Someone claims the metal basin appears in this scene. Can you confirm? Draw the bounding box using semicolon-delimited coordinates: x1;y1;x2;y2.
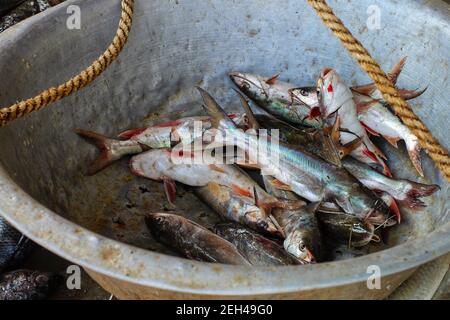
0;0;448;299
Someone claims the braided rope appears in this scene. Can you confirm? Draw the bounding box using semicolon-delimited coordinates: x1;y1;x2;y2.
0;0;135;126
307;0;450;181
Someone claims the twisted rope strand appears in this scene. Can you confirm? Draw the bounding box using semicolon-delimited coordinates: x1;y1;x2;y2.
0;0;135;126
307;0;450;181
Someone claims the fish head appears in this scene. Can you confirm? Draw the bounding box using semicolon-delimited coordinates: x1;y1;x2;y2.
284;232;315;264
145;212;182;235
317;68;353;117
229;72;268;102
289;87;319;107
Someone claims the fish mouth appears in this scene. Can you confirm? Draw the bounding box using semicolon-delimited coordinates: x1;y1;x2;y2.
229;72;263;92
301;248;316;264
229;72;246;86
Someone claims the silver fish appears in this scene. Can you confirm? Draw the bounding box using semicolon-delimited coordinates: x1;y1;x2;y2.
197;87;395;227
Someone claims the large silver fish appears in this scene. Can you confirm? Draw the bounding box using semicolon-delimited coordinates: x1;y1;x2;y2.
76;114;246;175
253;114;438;221
197;87;395;227
130;149;285;236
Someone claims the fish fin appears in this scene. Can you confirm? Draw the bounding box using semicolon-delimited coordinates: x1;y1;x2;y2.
406;143;424;177
351;84;376;97
75;129;120;175
381;161;393;178
388;57;407;84
360;121;380;137
236;161;261;170
362;148;380;163
319;117;343;167
339;138;363;159
163;177;177;206
400;183;440;209
383;135;400;148
371;143;387;161
153;119;183;128
334;196;354;214
330;115;341;145
265;73;280;85
351;57;406;95
117;128;147;139
208;164;227;174
233;89;260;130
389;198;402;223
231;184;252;198
398;87;428;101
270;179;293;191
268;214;285;238
307;107;322;120
197;87;236;129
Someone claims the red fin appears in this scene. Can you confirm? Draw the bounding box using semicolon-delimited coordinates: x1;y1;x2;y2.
400;183;440;209
270;179;292;191
231;184;252;198
154;119;182;128
383;135;400;148
307;107;322;120
208;164;226;173
372;144;387;160
360;121;380;137
389;198;402;223
163;178;177;206
407;144;424;177
118;128;147;139
382;162;393;178
388;57;407;84
265;74;280;85
399;87;428;101
362;148;379;163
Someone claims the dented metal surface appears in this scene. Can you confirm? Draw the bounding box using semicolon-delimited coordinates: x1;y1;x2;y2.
0;0;448;299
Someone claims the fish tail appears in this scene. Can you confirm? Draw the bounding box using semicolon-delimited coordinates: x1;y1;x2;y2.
388;57;407;84
75;129;120;175
398;87;428;101
401;182;440;209
118;128;147;139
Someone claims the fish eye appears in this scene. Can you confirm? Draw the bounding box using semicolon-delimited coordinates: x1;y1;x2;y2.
257;220;268;230
242;81;251;90
155;217;164;224
300;89;308;96
299;243;306;251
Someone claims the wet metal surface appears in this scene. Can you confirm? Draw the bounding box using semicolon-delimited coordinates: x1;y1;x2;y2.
0;0;448;299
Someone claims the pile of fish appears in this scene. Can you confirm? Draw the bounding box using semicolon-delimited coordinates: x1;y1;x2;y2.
77;58;439;266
